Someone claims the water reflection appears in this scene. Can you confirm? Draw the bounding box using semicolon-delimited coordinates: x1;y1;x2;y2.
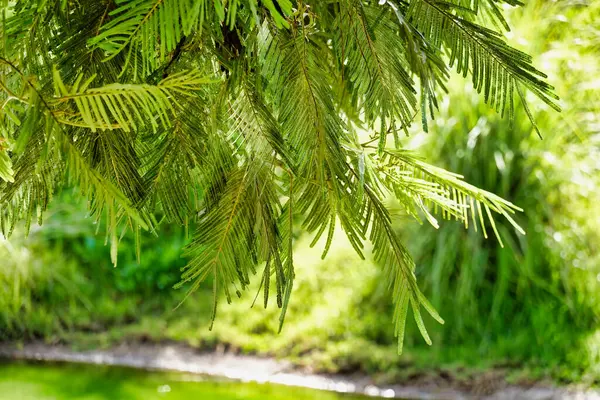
0;361;403;400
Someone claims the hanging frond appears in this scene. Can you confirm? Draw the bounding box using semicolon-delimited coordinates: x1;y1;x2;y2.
0;93;62;237
0;147;13;183
366;185;445;353
334;1;418;147
178;154;287;328
227;81;289;163
57;126;154;265
406;0;560;135
343;157;445;353
380;1;450;131
88;0;208;75
377;149;524;247
274;22;364;267
276;179;295;332
51;69;212;132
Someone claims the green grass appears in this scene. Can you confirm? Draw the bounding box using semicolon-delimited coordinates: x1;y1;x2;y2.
2;225;596;386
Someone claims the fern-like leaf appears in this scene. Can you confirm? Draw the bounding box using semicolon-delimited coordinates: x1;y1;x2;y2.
334;1;418;146
0;148;13;183
378;149;524;246
88;0;207;74
407;0;560;135
52;69;211;132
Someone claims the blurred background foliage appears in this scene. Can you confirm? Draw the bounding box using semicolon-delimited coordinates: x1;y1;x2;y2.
1;0;599;386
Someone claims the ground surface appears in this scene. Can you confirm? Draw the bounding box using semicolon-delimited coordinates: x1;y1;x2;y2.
1;342;598;400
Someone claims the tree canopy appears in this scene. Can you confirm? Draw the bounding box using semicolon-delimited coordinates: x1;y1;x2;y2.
0;0;559;353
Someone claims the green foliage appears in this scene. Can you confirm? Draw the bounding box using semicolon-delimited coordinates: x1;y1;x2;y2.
0;0;598;385
52;69;212;132
399;0;600;377
376;149;524;238
402;95;598;374
0;147;13;182
0;0;561;350
88;0;295;77
0;195;187;339
405;0;560;136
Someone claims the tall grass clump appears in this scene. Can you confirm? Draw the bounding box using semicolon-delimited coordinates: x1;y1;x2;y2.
397;0;600;379
0;227;87;339
0;196;188;341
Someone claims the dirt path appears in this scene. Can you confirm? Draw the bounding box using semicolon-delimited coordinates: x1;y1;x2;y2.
0;342;598;400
